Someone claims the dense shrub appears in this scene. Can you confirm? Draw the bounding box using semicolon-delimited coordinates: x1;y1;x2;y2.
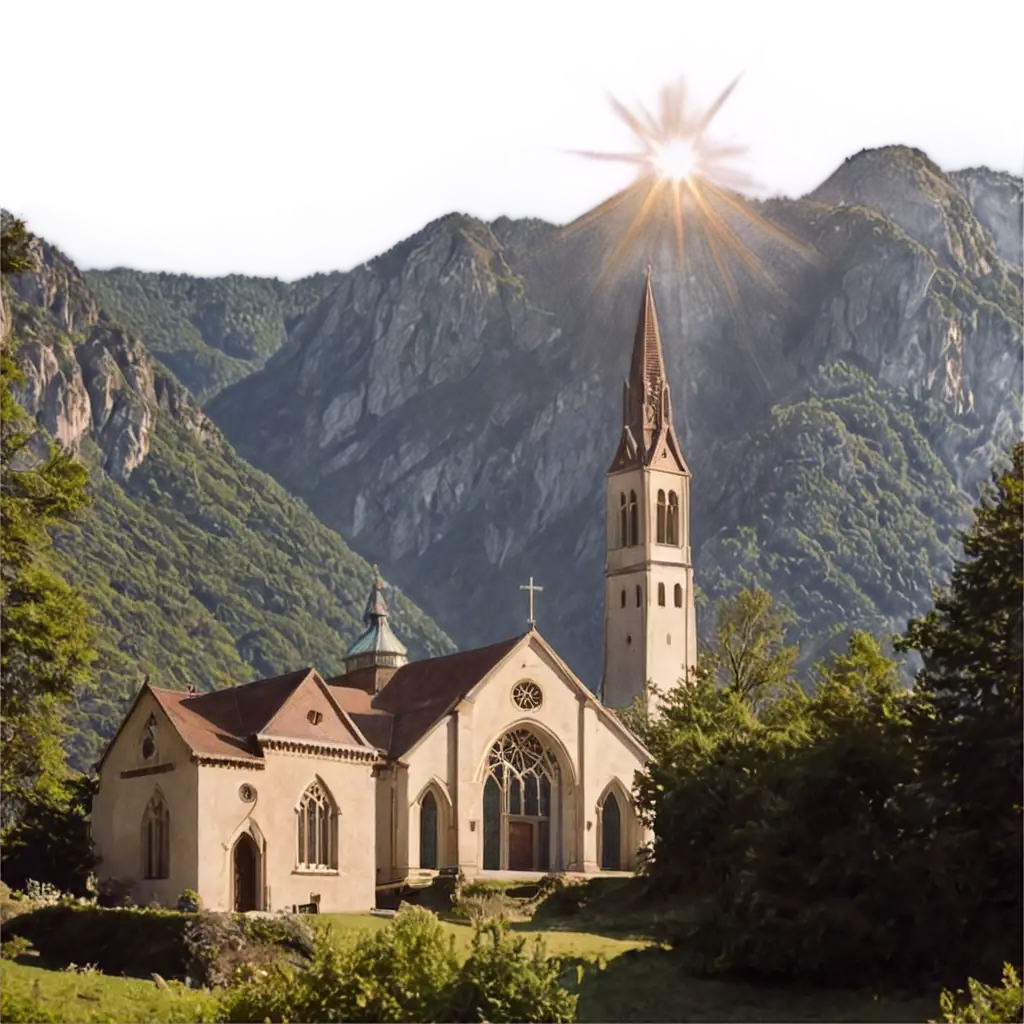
217;905;577;1023
3;905;190;978
3;904;314;985
0;771;97;896
937;964;1023;1023
447;920;577;1023
177;888;202;913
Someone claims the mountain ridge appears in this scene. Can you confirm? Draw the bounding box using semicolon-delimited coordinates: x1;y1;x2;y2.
32;145;1023;701
194;146;1020;686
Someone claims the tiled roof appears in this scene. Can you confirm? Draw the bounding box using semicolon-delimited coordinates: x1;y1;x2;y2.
145;634;527;765
327;684;395;752
372;634;525;757
150;667;372;762
147;671;311;761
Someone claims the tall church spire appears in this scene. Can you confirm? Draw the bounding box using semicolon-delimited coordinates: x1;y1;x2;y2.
601;268;696;713
609;267;687;474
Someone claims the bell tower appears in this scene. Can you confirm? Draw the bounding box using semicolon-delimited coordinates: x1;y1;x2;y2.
600;268;696;711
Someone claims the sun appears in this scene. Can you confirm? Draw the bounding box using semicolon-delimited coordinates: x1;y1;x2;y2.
654;139;698;182
563;76;810;292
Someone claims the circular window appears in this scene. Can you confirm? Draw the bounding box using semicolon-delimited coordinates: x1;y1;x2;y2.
239;784;256;803
511;681;543;711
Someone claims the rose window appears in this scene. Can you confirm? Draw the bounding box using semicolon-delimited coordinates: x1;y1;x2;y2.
511;681;543;711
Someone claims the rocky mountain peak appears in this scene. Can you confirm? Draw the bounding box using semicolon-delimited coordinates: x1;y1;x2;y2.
807;146;1004;281
4;221;217;480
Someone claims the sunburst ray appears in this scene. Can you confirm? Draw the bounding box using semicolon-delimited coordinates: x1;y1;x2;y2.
563;76;815;292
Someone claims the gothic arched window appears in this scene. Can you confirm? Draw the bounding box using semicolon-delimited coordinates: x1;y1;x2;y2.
618;493;627;548
635;584;642;608
667;492;680;546
142;790;170;879
656;490;667;543
483;729;559;872
674;583;683;607
419;791;438;870
658;583;666;606
601;791;622;870
628;491;639;546
296;780;337;870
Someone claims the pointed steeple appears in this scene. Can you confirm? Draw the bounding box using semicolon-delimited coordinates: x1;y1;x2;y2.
344;567;408;674
609;267;687;473
362;565;389;624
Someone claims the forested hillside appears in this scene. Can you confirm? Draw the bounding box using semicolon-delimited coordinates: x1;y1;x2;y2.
2;216;453;770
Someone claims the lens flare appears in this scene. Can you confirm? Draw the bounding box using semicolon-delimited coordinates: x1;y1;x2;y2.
564;76;812;294
655;140;697;181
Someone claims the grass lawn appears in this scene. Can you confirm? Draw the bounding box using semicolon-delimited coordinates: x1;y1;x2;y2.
3;914;939;1023
1;959;215;1023
316;911;648;961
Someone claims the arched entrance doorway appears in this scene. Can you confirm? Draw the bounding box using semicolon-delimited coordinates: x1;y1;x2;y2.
419;791;438;869
482;728;563;872
600;792;622;870
232;832;260;912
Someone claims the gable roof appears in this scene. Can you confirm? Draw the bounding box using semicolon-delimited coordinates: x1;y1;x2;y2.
98;630;646;772
370;634;526;757
130;668;376;765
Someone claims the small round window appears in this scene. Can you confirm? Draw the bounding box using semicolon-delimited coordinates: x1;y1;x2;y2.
511;681;543;711
239;784;256;803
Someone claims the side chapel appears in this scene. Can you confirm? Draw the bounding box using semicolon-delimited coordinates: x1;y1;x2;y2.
91;271;698;912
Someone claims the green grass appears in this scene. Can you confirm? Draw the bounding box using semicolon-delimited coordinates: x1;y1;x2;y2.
3;915;939;1023
317;911;647;961
1;959;215;1023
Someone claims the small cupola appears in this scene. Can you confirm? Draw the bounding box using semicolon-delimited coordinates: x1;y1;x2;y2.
342;568;409;687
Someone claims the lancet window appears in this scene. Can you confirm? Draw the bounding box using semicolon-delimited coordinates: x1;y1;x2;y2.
656;490;667;543
658;583;666;606
674;583;683;607
667;492;680;546
618;493;628;548
142;790;170;879
628;491;639;546
296;780;337;870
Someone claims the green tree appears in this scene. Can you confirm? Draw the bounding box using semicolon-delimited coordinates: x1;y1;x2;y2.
0;774;97;896
1;227;95;819
0;216;34;274
705;586;798;710
899;442;1023;965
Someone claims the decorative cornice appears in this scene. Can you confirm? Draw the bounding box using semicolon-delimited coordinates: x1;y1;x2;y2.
191;754;265;770
255;734;382;764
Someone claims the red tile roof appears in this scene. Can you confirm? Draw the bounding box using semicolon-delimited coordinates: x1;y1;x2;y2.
144;635;527;764
371;634;525;757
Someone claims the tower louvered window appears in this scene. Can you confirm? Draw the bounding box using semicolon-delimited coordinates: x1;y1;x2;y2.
667;492;680;545
656;490;667;543
618;494;628;548
628;492;639;546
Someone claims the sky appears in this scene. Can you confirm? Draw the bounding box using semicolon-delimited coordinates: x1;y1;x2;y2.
8;4;1024;280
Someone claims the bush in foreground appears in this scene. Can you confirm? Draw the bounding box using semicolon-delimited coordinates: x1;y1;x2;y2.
218;905;577;1023
937;964;1023;1024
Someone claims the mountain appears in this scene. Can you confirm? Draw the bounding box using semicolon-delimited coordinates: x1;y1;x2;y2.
1;218;454;770
186;146;1021;686
84;269;346;403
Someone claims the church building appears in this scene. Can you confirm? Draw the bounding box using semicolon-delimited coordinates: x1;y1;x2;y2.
90;271;698;913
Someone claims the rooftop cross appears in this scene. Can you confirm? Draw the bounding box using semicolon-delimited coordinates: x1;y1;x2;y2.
519;576;544;627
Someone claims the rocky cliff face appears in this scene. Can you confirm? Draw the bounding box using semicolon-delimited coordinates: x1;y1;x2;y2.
203;147;1022;687
3;228;193;481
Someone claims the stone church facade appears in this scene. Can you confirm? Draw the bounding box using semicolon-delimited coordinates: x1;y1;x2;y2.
91;271;696;913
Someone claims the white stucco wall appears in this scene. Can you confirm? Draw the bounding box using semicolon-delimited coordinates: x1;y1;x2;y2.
196;753;376;913
92;691;199;907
